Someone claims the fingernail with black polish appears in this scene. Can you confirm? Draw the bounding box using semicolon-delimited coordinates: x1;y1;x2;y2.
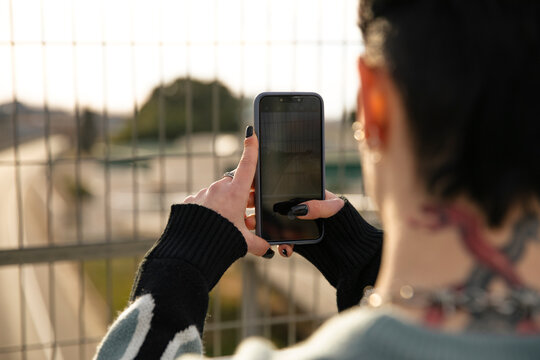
262;248;274;259
281;248;288;257
245;125;253;138
291;204;308;216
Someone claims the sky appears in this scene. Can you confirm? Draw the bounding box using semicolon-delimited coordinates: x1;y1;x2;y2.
0;0;364;119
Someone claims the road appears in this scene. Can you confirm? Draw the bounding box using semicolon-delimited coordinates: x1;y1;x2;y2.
0;137;108;360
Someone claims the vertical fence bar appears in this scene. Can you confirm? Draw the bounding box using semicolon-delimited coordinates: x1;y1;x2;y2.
70;2;87;358
100;0;114;325
71;5;82;241
130;5;140;244
287;257;296;345
211;0;220;178
261;3;272;342
129;9;142;347
211;81;220;178
317;0;323;93
241;259;260;339
185;77;193;194
311;267;321;331
8;4;23;251
291;0;298;92
262;0;272;326
261;261;271;339
265;0;272;92
184;1;193;196
158;0;167;228
288;0;300;346
40;1;52;246
211;0;222;354
210;84;222;354
338;0;350;192
238;0;245;134
40;0;57;357
9;1;28;358
238;0;254;343
18;266;27;360
314;0;324;333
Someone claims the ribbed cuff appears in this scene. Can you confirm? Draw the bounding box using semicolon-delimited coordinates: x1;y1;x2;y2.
146;204;248;290
295;199;383;288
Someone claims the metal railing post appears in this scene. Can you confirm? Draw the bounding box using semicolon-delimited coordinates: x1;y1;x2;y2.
241;257;261;339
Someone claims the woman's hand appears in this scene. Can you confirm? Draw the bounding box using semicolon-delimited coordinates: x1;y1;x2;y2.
277;190;345;257
183;126;271;257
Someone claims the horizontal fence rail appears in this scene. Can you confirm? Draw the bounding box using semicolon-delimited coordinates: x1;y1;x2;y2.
0;240;155;266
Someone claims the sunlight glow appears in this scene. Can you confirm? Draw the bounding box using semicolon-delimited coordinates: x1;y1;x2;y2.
1;0;363;119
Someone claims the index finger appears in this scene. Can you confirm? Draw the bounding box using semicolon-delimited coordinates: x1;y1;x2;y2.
233;126;259;190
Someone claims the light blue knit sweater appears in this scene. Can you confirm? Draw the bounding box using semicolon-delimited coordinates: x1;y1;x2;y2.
96;294;540;360
94;204;540;359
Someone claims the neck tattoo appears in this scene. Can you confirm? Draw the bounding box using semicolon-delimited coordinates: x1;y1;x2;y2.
361;285;540;334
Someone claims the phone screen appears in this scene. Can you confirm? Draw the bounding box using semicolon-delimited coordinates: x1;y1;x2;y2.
256;94;324;243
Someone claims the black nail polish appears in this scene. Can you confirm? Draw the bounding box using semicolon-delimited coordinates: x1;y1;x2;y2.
281;248;288;257
262;248;274;259
291;204;308;216
245;125;253;138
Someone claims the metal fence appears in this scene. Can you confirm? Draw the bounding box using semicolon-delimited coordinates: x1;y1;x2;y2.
0;0;370;358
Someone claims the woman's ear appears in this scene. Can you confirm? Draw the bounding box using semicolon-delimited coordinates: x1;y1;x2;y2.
358;57;389;149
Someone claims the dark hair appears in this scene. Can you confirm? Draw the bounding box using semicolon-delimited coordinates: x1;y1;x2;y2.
359;0;540;226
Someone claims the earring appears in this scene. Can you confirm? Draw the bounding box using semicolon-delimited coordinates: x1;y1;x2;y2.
352;121;382;163
352;122;365;141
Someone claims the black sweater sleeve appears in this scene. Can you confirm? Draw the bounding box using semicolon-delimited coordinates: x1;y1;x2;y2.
294;199;383;312
128;204;247;358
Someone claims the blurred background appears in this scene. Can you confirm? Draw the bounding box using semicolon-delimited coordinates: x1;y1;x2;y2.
0;0;378;358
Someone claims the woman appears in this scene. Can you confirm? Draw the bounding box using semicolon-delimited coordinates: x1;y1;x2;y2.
95;0;540;358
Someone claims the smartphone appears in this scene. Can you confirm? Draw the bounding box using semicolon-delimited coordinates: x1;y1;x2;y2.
254;92;325;244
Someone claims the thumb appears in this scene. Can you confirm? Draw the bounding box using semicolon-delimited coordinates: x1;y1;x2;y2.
243;231;271;256
295;197;345;220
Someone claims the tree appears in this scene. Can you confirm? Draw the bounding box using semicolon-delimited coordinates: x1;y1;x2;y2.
80;108;97;153
115;78;241;142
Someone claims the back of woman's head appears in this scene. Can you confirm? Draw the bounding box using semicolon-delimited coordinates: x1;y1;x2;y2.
359;0;540;226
